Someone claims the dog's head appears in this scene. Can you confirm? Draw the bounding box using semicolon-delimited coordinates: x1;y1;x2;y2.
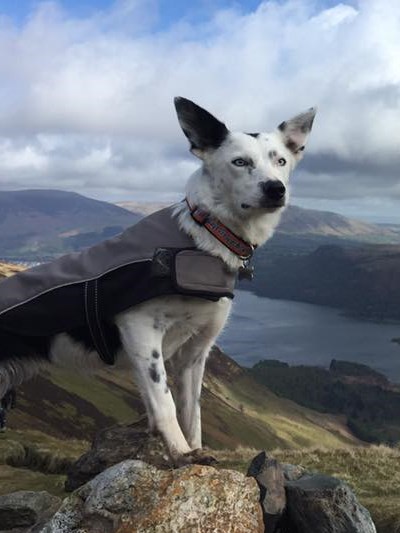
174;97;316;219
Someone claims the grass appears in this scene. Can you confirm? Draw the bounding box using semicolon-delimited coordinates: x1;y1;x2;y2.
0;428;89;497
46;368;139;424
0;465;67;498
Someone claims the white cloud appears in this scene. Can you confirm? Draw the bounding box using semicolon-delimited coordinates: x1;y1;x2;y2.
0;0;399;219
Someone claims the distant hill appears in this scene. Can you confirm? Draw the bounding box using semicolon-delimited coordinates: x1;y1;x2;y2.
278;205;400;242
119;201;400;244
1;190;399;260
0;190;140;260
251;243;400;321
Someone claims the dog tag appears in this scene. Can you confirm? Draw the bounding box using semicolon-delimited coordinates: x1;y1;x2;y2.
238;264;254;281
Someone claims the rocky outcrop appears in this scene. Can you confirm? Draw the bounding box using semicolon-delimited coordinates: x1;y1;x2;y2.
61;421;375;533
0;491;61;533
44;460;264;533
247;451;376;533
1;426;377;533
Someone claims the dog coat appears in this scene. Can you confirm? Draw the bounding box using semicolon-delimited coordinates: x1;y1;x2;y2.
0;206;237;365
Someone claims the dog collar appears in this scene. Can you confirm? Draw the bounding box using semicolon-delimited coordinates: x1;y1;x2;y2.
185;198;256;261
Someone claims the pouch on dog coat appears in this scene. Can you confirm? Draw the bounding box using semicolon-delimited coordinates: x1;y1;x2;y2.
0;206;236;364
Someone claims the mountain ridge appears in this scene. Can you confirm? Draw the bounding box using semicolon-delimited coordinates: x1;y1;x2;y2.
0;189;140;259
1;189;400;261
117;200;400;243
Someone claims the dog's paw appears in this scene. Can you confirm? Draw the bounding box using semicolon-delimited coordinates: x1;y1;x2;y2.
173;448;218;468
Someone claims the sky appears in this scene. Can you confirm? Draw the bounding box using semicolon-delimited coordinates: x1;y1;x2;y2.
0;0;399;223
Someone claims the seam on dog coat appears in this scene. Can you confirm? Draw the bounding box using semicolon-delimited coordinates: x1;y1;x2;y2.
0;206;237;365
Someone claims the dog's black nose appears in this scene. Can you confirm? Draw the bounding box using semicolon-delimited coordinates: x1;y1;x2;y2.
261;180;286;200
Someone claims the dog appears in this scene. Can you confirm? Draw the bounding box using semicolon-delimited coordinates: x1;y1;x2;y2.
0;97;315;464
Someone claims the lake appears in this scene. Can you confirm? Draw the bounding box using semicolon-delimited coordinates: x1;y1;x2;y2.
219;290;400;382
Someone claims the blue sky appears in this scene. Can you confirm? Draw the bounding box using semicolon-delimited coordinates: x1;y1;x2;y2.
1;0;353;29
3;1;258;25
0;0;399;223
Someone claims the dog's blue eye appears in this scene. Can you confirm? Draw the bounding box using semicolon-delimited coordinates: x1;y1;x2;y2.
232;158;248;167
278;158;286;166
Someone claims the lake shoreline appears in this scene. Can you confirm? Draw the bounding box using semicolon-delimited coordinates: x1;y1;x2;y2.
220;290;400;382
240;286;400;326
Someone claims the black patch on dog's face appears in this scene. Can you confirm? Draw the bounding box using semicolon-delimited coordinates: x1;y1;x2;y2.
286;139;299;153
149;363;160;383
246;132;259;138
152;350;160;359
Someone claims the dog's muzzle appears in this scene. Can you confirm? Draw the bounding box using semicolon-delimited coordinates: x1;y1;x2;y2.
260;180;286;207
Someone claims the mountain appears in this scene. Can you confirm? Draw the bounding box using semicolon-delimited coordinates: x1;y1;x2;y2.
251;243;400;321
1;189;399;261
118;201;400;244
277;205;400;242
0;189;140;260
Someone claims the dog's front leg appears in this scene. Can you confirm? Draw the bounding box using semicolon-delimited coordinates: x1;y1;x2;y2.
174;335;213;451
117;316;192;461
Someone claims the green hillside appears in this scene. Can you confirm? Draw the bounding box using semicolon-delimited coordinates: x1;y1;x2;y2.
4;348;358;449
249;359;400;444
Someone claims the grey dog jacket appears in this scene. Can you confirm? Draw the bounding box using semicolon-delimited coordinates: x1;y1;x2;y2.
0;206;237;365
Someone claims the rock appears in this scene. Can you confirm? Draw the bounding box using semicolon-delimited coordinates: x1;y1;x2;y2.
247;451;286;533
283;473;377;533
281;463;307;482
65;420;170;492
0;491;61;533
44;459;264;533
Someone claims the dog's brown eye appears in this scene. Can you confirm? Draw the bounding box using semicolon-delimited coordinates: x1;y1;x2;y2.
278;157;286;166
232;158;248;167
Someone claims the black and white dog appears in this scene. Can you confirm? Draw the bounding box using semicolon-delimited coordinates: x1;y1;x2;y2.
0;98;315;464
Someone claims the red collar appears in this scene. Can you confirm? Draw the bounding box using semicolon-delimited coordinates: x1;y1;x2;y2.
185;198;256;260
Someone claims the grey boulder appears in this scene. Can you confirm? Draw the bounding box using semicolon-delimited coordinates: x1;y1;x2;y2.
0;491;61;533
284;473;376;533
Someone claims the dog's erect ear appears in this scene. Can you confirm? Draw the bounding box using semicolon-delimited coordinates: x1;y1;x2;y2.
174;97;229;158
277;107;317;156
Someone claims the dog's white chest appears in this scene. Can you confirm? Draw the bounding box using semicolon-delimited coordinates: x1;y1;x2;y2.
117;295;232;361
